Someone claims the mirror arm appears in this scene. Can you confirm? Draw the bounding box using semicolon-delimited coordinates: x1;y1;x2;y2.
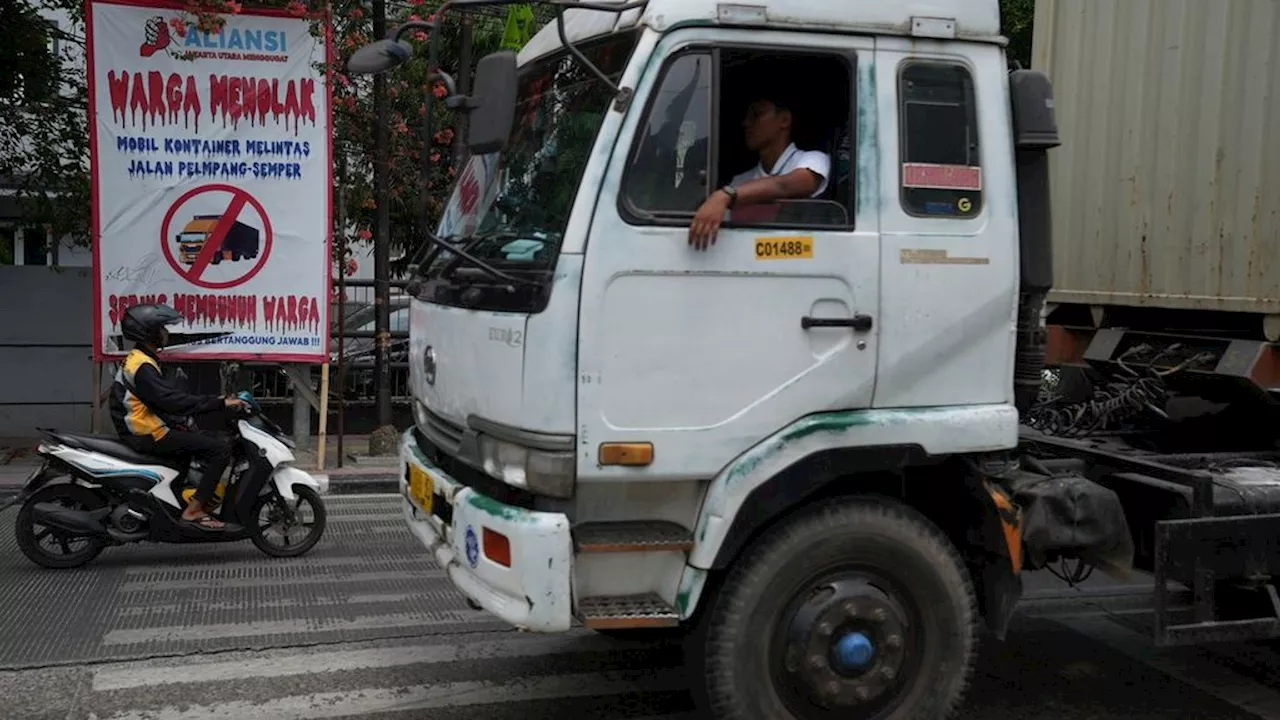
429;71;478;111
549;0;648;14
414;21;445;251
553;3;642;111
389;19;437;42
431;70;458;96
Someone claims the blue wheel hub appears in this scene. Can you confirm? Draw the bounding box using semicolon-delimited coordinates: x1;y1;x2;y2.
833;631;876;670
777;577;913;712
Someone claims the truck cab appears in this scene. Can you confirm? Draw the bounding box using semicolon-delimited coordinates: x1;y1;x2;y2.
382;0;1064;716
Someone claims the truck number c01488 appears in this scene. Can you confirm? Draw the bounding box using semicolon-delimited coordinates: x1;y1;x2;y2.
754;236;814;260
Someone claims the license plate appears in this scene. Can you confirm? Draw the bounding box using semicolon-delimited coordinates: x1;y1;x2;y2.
408;464;434;513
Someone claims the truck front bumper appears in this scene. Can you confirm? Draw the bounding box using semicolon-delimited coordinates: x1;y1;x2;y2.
399;429;574;632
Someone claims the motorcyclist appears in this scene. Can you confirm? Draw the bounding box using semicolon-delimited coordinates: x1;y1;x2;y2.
109;303;246;530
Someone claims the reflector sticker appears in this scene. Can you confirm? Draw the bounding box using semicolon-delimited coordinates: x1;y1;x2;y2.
902;163;982;191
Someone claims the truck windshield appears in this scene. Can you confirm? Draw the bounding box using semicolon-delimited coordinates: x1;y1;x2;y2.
420;31;638;311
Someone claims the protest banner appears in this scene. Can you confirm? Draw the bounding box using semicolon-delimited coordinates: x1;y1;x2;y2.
88;0;332;362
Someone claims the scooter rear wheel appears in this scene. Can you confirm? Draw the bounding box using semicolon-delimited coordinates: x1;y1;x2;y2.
15;484;107;569
249;485;326;558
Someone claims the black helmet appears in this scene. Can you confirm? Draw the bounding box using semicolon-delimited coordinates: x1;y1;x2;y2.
121;303;183;346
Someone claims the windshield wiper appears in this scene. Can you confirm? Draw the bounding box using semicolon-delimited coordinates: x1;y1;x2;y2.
420;231;546;289
412;231;514;285
413;232;466;271
433;230;521;281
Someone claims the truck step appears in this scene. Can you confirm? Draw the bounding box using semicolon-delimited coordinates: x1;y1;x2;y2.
574;521;693;554
577;593;680;629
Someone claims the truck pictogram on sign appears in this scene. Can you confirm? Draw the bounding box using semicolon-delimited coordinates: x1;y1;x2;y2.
176;214;261;265
159;184;274;289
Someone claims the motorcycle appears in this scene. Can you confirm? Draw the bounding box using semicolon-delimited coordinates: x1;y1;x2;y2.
2;391;329;569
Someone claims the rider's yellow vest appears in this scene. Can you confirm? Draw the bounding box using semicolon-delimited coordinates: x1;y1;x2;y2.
109;349;170;441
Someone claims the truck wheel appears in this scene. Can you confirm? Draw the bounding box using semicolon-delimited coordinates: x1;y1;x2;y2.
697;497;978;720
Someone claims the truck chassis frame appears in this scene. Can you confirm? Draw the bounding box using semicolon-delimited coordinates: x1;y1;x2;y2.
1023;429;1280;646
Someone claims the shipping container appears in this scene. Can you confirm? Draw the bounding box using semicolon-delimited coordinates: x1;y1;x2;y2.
1031;0;1280;317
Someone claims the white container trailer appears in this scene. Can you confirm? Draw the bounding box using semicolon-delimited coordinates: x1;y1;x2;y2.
1032;0;1280;328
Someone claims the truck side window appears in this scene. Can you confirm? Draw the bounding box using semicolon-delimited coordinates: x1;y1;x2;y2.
898;61;983;218
718;51;854;229
621;52;712;217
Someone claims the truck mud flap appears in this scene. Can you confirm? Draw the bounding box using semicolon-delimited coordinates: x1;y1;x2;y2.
1153;513;1280;646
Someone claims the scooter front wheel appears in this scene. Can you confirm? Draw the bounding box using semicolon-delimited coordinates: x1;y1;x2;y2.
249;485;326;558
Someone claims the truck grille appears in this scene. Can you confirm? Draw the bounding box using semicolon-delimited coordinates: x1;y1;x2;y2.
412;426;542;511
420;404;465;454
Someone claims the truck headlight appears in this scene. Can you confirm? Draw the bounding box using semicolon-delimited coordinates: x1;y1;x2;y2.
476;434;575;498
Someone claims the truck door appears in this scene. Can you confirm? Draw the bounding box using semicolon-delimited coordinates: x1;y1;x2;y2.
870;41;1020;409
576;31;881;481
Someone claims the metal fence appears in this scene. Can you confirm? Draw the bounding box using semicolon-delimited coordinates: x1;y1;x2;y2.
246;278;413;406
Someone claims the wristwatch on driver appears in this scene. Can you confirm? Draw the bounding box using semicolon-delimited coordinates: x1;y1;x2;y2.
719;185;738;208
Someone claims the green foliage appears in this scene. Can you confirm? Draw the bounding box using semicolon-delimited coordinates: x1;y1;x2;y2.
2;0;91;246
1001;0;1036;68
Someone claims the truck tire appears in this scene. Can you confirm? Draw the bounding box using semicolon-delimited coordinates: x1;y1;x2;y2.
696;497;978;720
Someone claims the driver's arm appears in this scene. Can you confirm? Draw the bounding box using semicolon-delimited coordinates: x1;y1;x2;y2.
131;364;227;417
688;172;819;251
728;167;823;206
688;151;831;250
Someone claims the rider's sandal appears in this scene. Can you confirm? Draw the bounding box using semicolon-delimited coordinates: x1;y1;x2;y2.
182;515;226;531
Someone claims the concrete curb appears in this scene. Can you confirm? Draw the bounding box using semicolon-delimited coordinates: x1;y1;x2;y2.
311;461;400;496
310;464;399;476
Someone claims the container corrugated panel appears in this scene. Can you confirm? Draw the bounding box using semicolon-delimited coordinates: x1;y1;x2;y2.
1032;0;1280;315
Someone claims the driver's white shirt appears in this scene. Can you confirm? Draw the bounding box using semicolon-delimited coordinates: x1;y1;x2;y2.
730;142;831;198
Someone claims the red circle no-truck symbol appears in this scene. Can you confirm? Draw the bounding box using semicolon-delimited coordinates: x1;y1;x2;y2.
160;184;274;290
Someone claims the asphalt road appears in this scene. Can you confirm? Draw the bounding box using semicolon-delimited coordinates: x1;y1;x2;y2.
0;494;1277;720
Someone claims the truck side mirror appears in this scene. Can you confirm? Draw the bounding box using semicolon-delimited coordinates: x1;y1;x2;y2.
1009;70;1061;150
467;51;518;155
1008;69;1059;299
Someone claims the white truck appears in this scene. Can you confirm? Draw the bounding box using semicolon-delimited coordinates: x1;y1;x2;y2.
348;1;1280;717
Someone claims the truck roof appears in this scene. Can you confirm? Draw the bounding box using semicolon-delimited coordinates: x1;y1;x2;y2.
182;218;218;233
518;0;1003;65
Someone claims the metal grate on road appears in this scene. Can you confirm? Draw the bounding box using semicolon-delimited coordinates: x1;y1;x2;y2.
0;496;505;670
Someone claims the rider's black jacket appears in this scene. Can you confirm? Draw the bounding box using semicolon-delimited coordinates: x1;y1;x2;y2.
109;347;224;440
